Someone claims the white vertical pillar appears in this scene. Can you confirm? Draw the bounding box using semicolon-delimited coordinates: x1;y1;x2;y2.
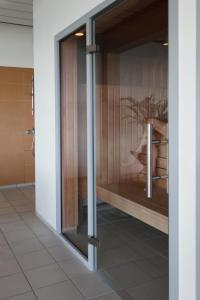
169;0;198;300
179;0;197;299
169;0;197;299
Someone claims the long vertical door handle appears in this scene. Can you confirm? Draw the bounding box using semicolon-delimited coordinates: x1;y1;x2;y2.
147;123;153;198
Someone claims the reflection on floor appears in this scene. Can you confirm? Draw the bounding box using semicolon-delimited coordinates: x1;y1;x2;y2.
0;186;168;300
97;204;168;300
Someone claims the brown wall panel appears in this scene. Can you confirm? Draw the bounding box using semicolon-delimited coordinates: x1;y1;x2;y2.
0;67;35;185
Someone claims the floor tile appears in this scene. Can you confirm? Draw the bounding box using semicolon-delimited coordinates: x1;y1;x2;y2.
38;232;62;248
134;256;167;278
0;207;15;215
17;249;54;271
72;273;113;299
28;222;51;236
15;205;35;213
0;258;21;277
0;273;31;300
59;259;90;278
2;189;26;202
92;293;123;300
47;245;73;262
0;201;11;209
0;232;7;246
6;292;37;300
10;237;44;255
104;261;151;289
25;263;68;289
126;277;168;300
0;220;28;233
0;213;21;224
9;198;31;207
0;192;6;202
0;244;14;260
5;228;35;243
101;246;141;268
35;281;85;300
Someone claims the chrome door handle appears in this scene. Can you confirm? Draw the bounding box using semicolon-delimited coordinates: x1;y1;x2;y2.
25;128;35;136
147;123;168;198
147;123;153;198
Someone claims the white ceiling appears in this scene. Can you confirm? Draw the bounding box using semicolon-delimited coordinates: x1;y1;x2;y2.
0;0;33;27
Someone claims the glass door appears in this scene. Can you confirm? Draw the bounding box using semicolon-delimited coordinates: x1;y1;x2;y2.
60;26;89;257
94;1;169;299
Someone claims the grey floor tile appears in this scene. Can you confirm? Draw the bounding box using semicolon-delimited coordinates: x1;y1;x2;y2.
0;273;31;299
126;277;168;300
0;201;11;208
0;220;28;233
0;244;14;260
72;273;113;299
144;238;168;257
28;222;51;236
38;232;62;248
0;258;21;277
0;213;20;224
91;293;122;300
25;263;68;289
134;256;167;278
59;259;91;278
0;192;7;202
5;228;35;243
104;261;151;289
47;245;73;262
15;205;35;213
17;249;54;271
10;237;44;255
35;281;85;300
6;292;37;300
0;232;7;246
0;207;15;215
9;198;31;207
101;246;141;268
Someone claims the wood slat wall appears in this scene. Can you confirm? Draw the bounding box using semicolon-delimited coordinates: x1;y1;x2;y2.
96;43;168;190
61;38;79;231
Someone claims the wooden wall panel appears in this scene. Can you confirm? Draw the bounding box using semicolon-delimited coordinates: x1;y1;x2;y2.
61;38;79;230
0;67;34;185
96;43;168;192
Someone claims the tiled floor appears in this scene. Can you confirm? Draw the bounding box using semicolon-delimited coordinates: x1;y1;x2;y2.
0;186;168;300
0;186;118;300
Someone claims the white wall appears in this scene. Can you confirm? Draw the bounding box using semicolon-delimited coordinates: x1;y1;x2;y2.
0;23;33;68
33;0;105;230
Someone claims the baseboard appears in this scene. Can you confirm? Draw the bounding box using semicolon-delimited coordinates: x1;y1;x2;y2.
0;182;35;190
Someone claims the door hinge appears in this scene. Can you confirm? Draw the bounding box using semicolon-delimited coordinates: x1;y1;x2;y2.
88;236;100;248
86;44;100;54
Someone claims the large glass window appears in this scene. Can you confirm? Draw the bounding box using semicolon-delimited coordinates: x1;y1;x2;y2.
60;26;88;257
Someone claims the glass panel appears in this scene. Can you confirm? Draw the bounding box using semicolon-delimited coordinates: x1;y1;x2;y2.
60;26;88;257
95;0;168;298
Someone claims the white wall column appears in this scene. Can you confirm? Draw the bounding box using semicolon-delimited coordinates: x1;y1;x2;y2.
169;0;197;299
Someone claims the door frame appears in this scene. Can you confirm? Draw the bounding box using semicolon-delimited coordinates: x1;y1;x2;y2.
54;0;191;299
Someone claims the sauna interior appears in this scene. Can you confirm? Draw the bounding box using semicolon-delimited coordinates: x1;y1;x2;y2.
60;0;169;279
